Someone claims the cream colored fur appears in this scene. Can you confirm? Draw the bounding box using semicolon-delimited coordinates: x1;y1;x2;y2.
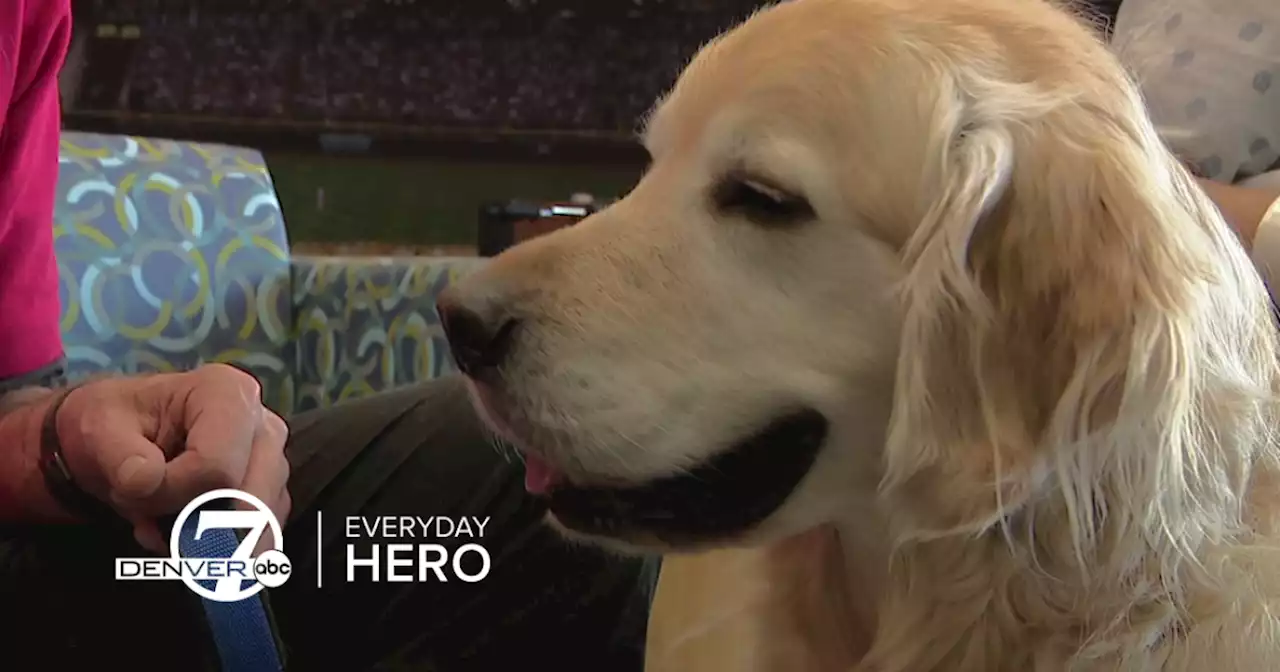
445;0;1280;668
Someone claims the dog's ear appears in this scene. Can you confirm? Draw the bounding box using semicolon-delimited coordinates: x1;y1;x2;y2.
880;73;1278;552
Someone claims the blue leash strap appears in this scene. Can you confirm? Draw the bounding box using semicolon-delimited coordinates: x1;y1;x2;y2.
176;512;286;672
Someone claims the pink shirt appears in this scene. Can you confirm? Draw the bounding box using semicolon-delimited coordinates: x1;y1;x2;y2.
0;0;70;379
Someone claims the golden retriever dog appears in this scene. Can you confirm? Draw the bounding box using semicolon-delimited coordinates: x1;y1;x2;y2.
437;0;1280;668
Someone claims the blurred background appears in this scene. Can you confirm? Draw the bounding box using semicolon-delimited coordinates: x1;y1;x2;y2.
62;0;767;253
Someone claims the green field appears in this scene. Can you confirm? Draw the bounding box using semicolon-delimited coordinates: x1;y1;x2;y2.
264;153;644;245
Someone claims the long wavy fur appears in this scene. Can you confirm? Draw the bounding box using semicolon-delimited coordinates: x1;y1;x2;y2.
869;2;1280;668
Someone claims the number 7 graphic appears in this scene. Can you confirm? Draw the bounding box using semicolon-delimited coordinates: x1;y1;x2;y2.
193;509;274;598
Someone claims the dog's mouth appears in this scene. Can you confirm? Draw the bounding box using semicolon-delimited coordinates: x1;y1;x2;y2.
527;408;830;546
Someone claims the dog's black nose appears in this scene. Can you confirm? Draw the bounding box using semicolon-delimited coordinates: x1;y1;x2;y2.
437;295;519;376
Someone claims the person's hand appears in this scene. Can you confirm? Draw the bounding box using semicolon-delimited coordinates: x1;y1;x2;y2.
53;364;291;552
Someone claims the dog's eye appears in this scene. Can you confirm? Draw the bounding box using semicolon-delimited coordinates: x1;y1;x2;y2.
712;176;814;226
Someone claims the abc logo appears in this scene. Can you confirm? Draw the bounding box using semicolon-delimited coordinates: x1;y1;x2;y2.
253;549;292;588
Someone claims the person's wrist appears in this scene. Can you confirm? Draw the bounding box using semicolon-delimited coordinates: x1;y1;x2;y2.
0;386;55;415
41;385;129;525
0;390;78;522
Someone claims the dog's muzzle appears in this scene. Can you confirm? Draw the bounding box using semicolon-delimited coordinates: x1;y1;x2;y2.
545;408;829;545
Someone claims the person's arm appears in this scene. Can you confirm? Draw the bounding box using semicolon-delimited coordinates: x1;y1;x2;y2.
0;0;71;384
0;389;74;522
1197;178;1280;249
0;365;291;554
1198;178;1280;290
0;0;76;521
0;2;288;533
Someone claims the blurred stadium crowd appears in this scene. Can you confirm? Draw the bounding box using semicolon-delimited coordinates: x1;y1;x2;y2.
77;0;765;132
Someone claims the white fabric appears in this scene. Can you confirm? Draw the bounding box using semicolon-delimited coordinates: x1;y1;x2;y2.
1113;0;1280;182
1112;2;1280;276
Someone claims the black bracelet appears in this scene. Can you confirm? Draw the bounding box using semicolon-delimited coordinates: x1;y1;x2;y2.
38;387;122;524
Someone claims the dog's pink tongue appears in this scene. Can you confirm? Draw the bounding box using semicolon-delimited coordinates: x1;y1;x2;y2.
524;453;560;495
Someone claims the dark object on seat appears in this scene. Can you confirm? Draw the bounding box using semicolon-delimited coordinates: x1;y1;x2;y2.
1079;0;1122;35
477;199;598;257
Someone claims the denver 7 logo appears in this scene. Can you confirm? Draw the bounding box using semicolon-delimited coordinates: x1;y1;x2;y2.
115;489;292;603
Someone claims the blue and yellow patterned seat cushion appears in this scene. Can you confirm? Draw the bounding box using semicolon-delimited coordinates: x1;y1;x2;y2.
55;132;295;412
291;255;486;412
55;132;486;414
